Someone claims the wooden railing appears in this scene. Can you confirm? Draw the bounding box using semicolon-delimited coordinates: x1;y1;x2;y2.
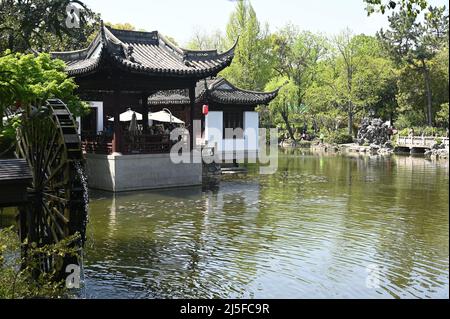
82;133;113;155
82;132;189;155
397;136;449;149
122;133;175;155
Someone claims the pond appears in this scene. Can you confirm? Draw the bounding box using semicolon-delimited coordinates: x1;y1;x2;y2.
82;151;449;298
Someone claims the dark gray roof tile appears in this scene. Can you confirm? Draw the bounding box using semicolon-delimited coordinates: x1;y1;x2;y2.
148;77;279;106
51;22;236;78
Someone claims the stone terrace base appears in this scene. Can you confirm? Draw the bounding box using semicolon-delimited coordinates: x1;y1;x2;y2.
85;153;202;192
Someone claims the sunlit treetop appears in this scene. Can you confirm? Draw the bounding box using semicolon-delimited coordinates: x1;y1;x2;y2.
364;0;429;17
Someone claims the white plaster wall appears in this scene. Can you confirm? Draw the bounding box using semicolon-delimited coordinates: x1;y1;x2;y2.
89;101;104;133
78;101;104;135
205;111;223;150
86;153;202;192
205;110;259;160
244;111;259;152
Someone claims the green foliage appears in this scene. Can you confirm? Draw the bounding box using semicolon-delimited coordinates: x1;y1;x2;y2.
0;226;81;299
0;51;89;125
105;22;137;31
377;6;449;125
398;126;447;136
219;0;272;91
364;0;428;17
325;131;354;145
175;2;449;141
0;0;99;52
435;103;449;128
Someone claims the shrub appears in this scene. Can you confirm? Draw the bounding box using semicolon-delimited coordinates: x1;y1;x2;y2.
325;131;353;144
398;128;410;137
435;103;449;128
0;226;81;299
397;126;447;137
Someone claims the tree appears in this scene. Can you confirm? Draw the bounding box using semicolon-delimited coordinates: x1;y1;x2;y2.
220;0;272;91
0;0;99;52
304;32;396;136
186;28;225;51
378;6;449;126
105;22;137;31
263;25;327;140
0;51;89;132
364;0;428;17
270;25;328;112
265;77;298;141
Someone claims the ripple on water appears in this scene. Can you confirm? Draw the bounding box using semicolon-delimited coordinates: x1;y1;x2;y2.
84;154;449;299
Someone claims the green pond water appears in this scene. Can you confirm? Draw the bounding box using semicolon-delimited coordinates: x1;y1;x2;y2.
81;150;449;299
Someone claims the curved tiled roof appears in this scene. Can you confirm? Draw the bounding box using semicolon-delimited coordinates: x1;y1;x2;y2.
148;77;280;106
51;22;236;78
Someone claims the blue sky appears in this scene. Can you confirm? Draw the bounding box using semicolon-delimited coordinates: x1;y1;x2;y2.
83;0;448;46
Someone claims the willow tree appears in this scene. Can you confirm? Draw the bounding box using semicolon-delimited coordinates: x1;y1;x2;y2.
265;77;299;141
269;25;327;116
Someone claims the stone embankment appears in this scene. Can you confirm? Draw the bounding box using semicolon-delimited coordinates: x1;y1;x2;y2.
424;143;449;160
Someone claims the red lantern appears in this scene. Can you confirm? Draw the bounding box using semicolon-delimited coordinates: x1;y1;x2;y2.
202;104;209;116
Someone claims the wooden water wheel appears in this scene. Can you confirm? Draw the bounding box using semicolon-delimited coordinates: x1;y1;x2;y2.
15;99;88;273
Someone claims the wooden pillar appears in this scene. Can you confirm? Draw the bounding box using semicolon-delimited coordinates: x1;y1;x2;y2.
189;86;196;151
142;93;149;132
112;91;122;154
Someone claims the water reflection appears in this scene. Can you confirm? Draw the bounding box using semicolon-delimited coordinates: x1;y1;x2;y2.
84;153;449;299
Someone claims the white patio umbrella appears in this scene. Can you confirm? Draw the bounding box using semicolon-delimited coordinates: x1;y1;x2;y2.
109;109;143;122
148;110;184;124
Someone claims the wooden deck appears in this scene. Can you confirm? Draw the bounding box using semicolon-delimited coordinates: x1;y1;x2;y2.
0;159;32;207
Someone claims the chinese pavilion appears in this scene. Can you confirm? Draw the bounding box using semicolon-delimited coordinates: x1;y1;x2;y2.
50;22;236;191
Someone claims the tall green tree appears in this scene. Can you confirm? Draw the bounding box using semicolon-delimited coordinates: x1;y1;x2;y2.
220;0;272;91
269;25;327;111
305;32;396;136
263;25;327;140
378;6;449;126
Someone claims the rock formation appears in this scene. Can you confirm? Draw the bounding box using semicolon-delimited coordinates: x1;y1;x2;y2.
357;118;390;146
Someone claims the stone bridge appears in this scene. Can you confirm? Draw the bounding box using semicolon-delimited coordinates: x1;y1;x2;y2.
397;136;449;153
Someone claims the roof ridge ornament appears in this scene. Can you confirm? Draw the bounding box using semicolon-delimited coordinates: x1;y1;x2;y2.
125;45;135;63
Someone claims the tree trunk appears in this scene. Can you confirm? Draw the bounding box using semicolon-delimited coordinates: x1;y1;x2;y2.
281;112;296;142
348;102;353;136
8;33;14;51
423;64;433;126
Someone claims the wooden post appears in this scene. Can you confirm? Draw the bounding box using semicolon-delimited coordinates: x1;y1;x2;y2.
142;93;149;132
189;86;196;151
112;91;122;154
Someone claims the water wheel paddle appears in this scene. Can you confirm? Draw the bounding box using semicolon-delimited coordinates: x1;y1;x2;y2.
15;99;88;274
